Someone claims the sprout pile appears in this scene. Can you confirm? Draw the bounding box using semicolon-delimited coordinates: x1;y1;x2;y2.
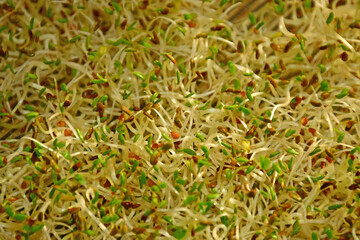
1;0;360;239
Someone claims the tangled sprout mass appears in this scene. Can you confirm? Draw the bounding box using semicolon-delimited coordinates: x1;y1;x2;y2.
1;0;360;239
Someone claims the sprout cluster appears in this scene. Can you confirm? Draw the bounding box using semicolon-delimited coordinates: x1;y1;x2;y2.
1;0;360;239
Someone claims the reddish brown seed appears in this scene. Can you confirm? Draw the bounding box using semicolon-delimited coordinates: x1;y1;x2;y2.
133;106;141;111
64;129;73;136
174;116;182;128
129;152;141;160
195;33;208;39
225;89;241;93
290;96;302;110
268;127;276;135
143;111;154;120
310;100;322;107
349;21;360;29
187;20;196;28
124;116;135;122
133;228;146;234
264;63;272;74
296;7;304;18
120;19;127;30
176;107;182;116
349;184;360;190
247;189;256;197
300;117;309;126
154;67;161;76
171;131;180;139
307;55;313;63
96;103;106;118
57;121;66;127
281;203;291;210
118;113;126;122
124;115;134;122
262;117;272;123
0;47;6;58
309;128;316;136
103;179;111;188
160;8;169;15
82;90;98;99
110;226;118;236
246;125;257;138
237;40;245;53
67;207;80;214
247;80;255;89
84;127;94;140
72;161;81;171
152;30;159;44
321;92;331;99
326;156;333;163
191;229;196;237
269;213;278;224
37;212;44;221
161;143;172;152
63;99;71;107
150;152;159;165
139;0;149;9
147;179;157;187
208;182;217;188
340;52;348;61
270;43;281;51
301;78;308;87
255;48;260;59
211;25;225;31
92;18;102;31
165;53;176;64
309;74;318;85
320;181;336;190
121;202;133;210
46;93;56;100
234;185;241;193
8;196;19;203
346;120;354;131
218;126;231;136
131;203;141;209
325;149;334;158
152;142;164;149
27;218;36;227
138;18;146;29
267;75;277;88
153;103;160;111
284;41;293;53
251;233;260;240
